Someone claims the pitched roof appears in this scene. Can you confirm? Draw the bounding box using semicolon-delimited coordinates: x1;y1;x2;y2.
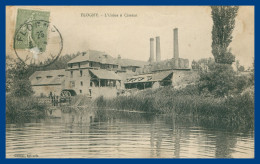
89;69;121;80
29;69;66;86
117;58;148;67
67;50;117;65
125;70;173;83
67;50;148;68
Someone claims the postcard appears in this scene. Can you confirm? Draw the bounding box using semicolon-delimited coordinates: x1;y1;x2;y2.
5;6;254;158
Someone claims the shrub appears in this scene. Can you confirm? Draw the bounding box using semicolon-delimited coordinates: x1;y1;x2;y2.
6;95;47;123
198;62;236;97
95;84;254;130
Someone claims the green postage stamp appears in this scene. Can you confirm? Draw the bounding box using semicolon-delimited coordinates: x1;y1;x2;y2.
14;9;50;52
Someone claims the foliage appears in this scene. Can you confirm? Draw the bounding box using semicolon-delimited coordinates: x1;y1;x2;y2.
197;59;252;97
197;6;241;97
248;61;254;86
39;53;79;71
191;58;215;71
6;56;16;92
95;86;254;130
198;62;236;97
11;79;34;97
233;75;248;93
238;66;245;72
6;95;47;123
211;6;239;64
7;60;35;97
6;53;79;95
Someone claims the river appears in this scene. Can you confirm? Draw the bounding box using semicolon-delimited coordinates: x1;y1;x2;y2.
6;108;254;158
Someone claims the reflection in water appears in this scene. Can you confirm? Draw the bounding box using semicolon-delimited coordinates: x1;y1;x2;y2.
6;108;254;158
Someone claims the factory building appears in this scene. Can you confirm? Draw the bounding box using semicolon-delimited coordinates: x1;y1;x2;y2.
126;28;197;90
29;28;197;97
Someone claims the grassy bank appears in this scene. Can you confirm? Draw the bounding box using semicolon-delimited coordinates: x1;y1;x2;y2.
95;85;254;130
6;95;47;123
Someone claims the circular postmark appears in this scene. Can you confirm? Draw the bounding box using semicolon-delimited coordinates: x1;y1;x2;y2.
14;20;63;67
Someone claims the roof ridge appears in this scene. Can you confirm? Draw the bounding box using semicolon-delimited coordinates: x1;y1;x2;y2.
34;69;66;73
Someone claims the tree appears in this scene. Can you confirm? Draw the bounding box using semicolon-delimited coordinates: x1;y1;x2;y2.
211;6;239;64
8;60;34;97
238;65;245;72
38;53;79;71
235;60;245;72
191;58;215;72
11;78;34;97
197;6;240;97
248;61;254;86
6;56;16;92
6;53;79;96
198;62;236;97
235;60;240;72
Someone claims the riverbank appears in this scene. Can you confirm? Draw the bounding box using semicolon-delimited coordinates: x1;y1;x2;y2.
95;85;254;130
6;95;47;123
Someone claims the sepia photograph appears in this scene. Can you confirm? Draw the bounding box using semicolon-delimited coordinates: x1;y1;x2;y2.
5;6;254;158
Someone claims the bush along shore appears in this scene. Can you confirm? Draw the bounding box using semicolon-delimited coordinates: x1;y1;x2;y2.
95;85;254;131
6;95;47;123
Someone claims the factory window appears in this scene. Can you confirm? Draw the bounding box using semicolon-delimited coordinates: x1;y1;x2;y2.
79;90;82;93
36;77;41;80
70;81;75;88
78;63;81;68
138;77;144;81
90;62;93;67
113;65;118;68
70;64;72;68
58;75;64;78
80;81;83;86
70;71;73;78
46;76;53;78
80;70;83;77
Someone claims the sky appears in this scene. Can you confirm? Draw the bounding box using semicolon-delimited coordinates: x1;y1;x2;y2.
6;6;254;68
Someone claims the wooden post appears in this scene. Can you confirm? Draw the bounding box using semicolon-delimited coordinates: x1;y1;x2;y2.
99;79;100;87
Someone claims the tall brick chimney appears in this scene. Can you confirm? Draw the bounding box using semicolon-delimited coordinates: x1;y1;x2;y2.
156;36;161;62
174;28;179;67
150;38;155;63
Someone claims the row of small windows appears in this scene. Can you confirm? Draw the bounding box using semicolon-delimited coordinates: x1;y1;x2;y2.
70;81;84;87
70;70;83;78
69;62;118;69
36;75;65;80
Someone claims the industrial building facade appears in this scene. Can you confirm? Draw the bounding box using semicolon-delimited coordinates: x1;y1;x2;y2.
29;28;198;98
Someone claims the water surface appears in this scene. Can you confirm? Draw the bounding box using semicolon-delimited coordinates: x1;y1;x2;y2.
6;108;254;158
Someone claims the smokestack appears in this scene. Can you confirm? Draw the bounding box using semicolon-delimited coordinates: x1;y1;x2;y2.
156;36;161;62
150;38;155;63
173;28;179;67
174;28;179;59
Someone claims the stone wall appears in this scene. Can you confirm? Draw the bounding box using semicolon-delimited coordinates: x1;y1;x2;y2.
90;87;118;99
32;85;62;97
142;58;190;73
64;69;91;95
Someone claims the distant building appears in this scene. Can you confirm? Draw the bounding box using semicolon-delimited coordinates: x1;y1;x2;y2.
29;28;198;97
125;70;198;90
125;71;173;90
125;28;196;89
143;28;190;73
29;69;66;97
